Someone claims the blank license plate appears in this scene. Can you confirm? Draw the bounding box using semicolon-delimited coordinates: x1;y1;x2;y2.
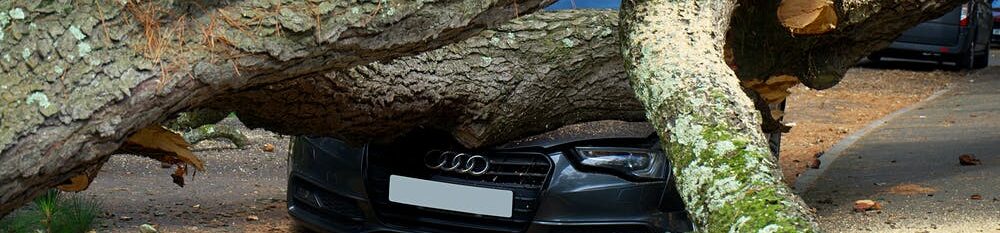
389;175;513;217
994;29;1000;35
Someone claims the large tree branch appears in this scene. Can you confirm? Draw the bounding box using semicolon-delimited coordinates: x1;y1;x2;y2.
728;0;964;89
620;0;819;231
0;0;554;215
213;0;962;147
213;10;644;148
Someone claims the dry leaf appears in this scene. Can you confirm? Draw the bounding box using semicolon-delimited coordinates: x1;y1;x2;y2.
971;194;983;200
56;174;92;192
777;0;838;35
171;165;188;187
808;159;821;169
853;199;881;212
56;163;104;192
959;154;981;166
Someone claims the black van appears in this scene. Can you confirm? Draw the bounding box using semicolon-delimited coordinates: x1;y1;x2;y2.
868;0;993;69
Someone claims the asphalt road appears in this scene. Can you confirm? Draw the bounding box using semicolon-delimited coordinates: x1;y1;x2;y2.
801;54;1000;232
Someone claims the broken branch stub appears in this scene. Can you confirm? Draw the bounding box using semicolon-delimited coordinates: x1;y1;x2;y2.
777;0;838;35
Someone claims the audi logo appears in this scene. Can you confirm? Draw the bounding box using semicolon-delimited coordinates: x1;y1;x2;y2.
423;150;490;176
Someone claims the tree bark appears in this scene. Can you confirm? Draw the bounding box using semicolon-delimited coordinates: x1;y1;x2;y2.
183;124;249;149
619;0;818;231
0;0;968;223
727;0;964;89
212;10;643;148
0;0;554;216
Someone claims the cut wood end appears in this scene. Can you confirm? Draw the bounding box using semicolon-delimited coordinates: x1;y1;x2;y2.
743;75;800;120
741;75;800;104
778;0;838;35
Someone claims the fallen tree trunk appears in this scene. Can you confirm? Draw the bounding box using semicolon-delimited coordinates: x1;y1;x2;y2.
619;0;819;231
214;10;645;148
0;0;554;215
0;0;968;225
216;0;963;147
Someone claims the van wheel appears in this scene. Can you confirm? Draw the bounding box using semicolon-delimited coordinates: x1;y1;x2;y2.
866;55;882;63
973;40;990;69
957;41;976;69
973;51;989;69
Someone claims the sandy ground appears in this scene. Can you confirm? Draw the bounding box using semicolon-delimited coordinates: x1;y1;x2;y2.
8;56;981;232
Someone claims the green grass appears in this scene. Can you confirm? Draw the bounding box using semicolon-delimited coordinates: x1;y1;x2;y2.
0;190;102;233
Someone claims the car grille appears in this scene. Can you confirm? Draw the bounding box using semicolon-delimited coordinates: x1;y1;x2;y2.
366;150;553;233
289;176;365;229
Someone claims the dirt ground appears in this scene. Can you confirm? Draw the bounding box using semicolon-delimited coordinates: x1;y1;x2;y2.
779;61;962;184
78;118;295;232
41;60;966;232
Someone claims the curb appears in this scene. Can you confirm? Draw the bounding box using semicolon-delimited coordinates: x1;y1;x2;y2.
792;88;951;193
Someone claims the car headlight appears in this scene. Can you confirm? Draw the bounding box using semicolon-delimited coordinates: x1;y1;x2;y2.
574;147;667;179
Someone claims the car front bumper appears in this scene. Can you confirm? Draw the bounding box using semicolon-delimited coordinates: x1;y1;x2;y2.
287;137;693;233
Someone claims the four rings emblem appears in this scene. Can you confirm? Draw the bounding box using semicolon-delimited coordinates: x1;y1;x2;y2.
423;150;490;176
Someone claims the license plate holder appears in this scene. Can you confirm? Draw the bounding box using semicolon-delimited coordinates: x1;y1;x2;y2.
388;175;514;217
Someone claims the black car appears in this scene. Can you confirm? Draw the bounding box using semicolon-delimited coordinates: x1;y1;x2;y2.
868;0;993;68
992;0;1000;43
286;121;696;233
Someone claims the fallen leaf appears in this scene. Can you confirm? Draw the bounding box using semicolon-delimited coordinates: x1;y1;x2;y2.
959;154;981;166
808;159;821;169
854;199;881;212
171;165;188;187
246;215;259;221
262;143;275;152
139;224;158;233
56;174;92;192
971;194;982;200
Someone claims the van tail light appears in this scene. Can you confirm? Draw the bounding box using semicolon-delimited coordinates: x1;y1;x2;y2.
960;3;969;26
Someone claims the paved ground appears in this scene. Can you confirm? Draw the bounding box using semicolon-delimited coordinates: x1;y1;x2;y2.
801;64;1000;232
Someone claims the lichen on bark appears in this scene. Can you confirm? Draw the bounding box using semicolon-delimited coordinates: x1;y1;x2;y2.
619;0;819;231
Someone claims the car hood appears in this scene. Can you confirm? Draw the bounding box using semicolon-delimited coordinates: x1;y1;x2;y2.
494;120;655;150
